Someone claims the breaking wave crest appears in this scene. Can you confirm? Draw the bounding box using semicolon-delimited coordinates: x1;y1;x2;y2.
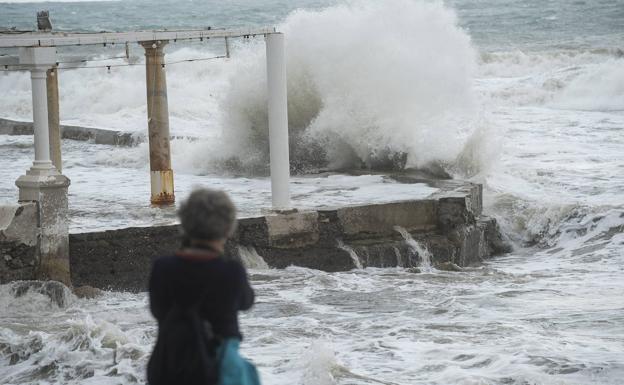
478;48;624;111
216;0;479;173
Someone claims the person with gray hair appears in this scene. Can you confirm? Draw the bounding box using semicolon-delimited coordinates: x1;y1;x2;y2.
147;188;260;385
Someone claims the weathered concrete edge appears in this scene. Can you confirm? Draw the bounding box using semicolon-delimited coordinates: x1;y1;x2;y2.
0;117;139;146
0;117;195;146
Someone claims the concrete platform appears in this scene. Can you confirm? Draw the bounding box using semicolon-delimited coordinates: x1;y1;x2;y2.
68;179;510;291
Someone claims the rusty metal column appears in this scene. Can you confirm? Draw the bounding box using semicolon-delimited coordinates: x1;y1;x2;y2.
141;40;174;205
47;65;62;172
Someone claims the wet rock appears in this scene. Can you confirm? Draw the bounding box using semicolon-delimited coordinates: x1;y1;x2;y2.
407;267;422;274
484;218;513;255
11;280;69;307
73;285;104;299
436;262;463;272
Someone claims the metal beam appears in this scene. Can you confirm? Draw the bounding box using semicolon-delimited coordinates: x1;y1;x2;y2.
0;27;276;48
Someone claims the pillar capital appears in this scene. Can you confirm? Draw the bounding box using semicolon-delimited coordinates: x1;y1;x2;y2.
16;173;70;201
30;68;48;79
18;46;57;71
140;40;168;56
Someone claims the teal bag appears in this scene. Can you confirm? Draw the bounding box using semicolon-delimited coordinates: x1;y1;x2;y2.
217;338;261;385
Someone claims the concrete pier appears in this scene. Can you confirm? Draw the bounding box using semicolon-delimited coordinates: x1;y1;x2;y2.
66;179;509;291
13;47;71;286
1;176;510;289
141;40;174;205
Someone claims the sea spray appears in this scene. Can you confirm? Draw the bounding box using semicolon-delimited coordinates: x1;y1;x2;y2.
337;240;364;269
392;246;404;267
300;341;338;385
551;58;624;112
237;246;270;270
394;226;434;272
217;0;478;172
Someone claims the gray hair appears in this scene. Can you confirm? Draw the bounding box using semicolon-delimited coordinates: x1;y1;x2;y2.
178;188;237;241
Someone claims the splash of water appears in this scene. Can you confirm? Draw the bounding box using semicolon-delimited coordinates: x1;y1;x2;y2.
237;246;270;270
300;341;338;385
337;240;364;269
394;226;434;272
217;0;478;172
392;246;404;267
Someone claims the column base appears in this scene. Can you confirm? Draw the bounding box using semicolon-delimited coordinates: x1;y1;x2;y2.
150;170;175;205
16;167;69;202
15;171;71;286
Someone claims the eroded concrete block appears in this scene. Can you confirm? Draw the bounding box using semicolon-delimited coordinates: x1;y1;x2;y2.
266;211;319;248
336;200;437;238
16;172;71;286
0;203;38;283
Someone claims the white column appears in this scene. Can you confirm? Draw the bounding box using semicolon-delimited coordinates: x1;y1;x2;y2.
31;68;55;171
265;33;291;210
17;47;58;175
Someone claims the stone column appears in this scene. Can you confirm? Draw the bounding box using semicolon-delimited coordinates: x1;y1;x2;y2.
265;33;291;210
141;40;174;205
47;65;62;172
15;47;71;286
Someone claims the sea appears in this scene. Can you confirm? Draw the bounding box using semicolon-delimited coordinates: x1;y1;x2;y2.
0;0;623;384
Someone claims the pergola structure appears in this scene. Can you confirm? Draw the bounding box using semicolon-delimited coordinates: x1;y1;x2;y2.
0;27;291;283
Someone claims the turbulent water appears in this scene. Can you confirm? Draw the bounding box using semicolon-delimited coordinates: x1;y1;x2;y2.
1;0;623;384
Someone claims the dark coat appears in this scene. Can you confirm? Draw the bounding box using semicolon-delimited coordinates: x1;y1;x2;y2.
149;249;255;339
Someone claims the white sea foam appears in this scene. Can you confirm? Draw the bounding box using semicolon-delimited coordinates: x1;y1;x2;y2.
219;0;478;170
477;49;624;111
551;59;624;111
238;246;270;270
300;341;338;385
6;248;623;385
